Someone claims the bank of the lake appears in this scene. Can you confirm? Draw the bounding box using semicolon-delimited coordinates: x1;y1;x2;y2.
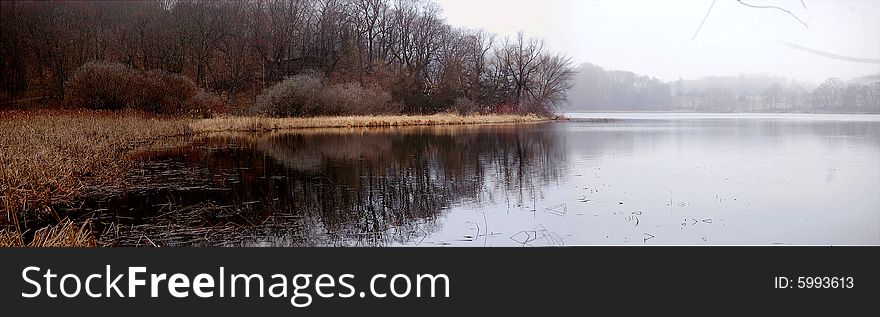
0;110;551;247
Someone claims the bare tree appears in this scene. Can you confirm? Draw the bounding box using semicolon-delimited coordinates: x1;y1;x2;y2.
1;0;579;115
498;32;544;112
527;53;575;114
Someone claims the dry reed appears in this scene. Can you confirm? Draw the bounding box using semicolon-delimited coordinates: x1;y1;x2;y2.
28;218;96;247
0;218;95;247
1;109;190;224
190;113;549;133
1;109;547;246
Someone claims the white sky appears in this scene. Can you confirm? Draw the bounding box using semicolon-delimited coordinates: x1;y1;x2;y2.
435;0;880;82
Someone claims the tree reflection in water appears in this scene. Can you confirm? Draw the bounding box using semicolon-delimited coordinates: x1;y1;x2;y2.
89;123;567;246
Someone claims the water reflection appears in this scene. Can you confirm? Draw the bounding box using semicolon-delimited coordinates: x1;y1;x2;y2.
80;114;880;246
85;124;568;246
556;115;880;245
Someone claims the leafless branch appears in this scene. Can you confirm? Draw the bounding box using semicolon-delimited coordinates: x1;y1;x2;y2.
691;0;717;40
737;0;809;28
778;40;880;64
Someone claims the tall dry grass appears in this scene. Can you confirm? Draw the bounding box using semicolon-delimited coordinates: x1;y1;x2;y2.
191;113;548;133
0;109;190;228
0;218;95;247
1;109;546;246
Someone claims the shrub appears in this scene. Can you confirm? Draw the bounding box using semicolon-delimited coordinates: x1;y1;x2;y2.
253;72;398;117
65;61;222;116
64;62;135;110
252;73;324;117
451;97;481;115
187;90;225;117
127;70;198;114
323;83;398;115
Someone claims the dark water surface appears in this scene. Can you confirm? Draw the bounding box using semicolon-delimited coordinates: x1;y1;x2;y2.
78;113;880;246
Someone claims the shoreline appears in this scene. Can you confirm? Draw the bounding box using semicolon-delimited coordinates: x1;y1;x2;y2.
190;113;551;133
0;110;551;246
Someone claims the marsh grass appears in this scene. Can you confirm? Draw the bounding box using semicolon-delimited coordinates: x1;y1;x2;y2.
97;201;308;247
190;113;548;133
0;218;95;247
28;218;96;247
1;109;547;246
0;226;24;247
1;109;190;228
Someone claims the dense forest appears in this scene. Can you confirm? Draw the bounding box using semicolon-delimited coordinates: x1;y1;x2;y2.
567;63;880;113
0;0;575;116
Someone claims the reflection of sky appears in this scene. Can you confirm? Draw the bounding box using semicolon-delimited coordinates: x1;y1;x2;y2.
94;116;879;246
423;114;880;246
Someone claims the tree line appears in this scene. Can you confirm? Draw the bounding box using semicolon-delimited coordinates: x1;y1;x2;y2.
567;63;880;113
0;0;575;116
566;63;671;111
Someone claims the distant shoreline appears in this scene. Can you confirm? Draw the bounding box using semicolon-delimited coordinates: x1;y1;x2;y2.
562;110;880;115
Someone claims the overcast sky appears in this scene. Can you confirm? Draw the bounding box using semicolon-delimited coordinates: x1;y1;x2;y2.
435;0;880;83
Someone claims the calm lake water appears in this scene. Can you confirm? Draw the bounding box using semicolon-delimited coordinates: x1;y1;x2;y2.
79;113;880;246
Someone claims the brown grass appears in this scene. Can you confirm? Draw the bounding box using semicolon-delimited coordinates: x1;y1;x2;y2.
190;113;549;133
0;226;24;247
1;109;547;246
28;218;96;247
1;109;190;226
0;218;95;247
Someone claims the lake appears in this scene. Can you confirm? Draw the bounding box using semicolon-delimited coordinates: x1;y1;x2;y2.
75;113;880;246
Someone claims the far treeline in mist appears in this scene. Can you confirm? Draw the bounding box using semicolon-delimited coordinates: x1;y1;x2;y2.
0;0;575;116
567;63;880;113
